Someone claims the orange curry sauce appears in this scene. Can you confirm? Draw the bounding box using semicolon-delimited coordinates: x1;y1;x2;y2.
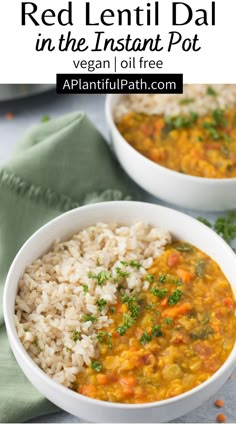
76;242;236;403
117;108;236;178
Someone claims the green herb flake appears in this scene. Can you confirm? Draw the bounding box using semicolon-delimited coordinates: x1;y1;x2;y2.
145;274;154;283
82;284;88;293
207;86;217;96
159;274;167;283
120;260;129;266
23;328;29;332
151;287;167;298
140;331;152;345
168;289;183;305
107;333;113;349
164;317;173;325
66;347;72;352
130;260;141;269
71;330;82;342
197;216;212;228
116;267;130;278
96;298;107;312
214;212;236;243
116;313;135;336
91;361;102;372
82;314;97;323
88;270;112;285
152;324;163;337
179;98;195;105
97;331;106;343
110;306;115;314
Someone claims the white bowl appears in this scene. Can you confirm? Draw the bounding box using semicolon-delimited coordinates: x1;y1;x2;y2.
3;201;236;423
105;94;236;212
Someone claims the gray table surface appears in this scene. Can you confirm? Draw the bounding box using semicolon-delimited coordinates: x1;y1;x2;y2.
0;89;235;423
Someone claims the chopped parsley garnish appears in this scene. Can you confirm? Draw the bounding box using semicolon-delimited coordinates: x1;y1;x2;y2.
146;304;152;310
129;303;140;318
97;331;112;348
197;212;236;244
88;270;112;285
82;284;88;293
110;306;115;314
97;331;106;343
91;361;102;372
197;216;212;227
96;258;101;266
151;287;167;298
66;347;72;352
179;98;195;105
121;294;140;317
164;317;173;325
165;113;198;130
168;289;183;305
107;333;113;349
207;86;217;96
116;313;135;336
96;298;107;312
202;122;220;140
145;273;154;283
152;324;163;337
140;331;152;345
71;330;82;341
121;294;136;305
159;274;167;283
82;314;97;323
116;267;130;278
120;260;129;266
130;260;141;269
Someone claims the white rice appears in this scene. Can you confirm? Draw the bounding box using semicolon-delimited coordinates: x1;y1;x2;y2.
15;222;171;388
114;85;236;121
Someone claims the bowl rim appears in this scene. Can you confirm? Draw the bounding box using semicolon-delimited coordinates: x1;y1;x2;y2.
105;94;236;184
3;201;236;411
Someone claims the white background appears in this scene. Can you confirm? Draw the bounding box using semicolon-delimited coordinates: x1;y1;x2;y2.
0;0;235;83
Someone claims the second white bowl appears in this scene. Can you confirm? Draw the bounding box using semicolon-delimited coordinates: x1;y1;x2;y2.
105;94;236;211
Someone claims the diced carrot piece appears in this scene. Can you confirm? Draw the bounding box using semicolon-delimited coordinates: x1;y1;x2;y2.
154;119;164;133
223;297;235;310
162;302;192;319
176;268;194;283
96;374;109;385
120;376;137;387
168;252;180;268
161;296;168;306
78;384;96;396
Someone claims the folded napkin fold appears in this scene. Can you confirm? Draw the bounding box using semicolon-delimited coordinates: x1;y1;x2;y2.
0;111;141;423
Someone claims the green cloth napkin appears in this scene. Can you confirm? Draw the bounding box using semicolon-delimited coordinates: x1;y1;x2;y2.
0;111;140;423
